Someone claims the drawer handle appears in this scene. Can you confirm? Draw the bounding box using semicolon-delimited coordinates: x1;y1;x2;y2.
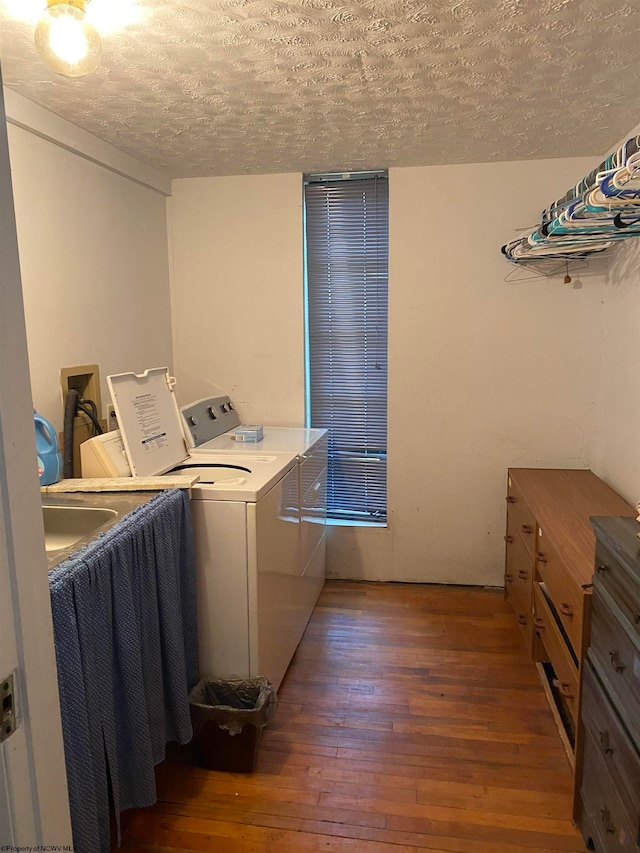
609;650;626;674
559;603;574;618
521;524;533;535
536;552;548;563
518;570;528;580
596;564;610;574
599;729;614;756
552;678;574;699
600;806;615;834
504;573;513;583
533;616;545;630
506;496;516;503
517;615;528;626
504;535;514;544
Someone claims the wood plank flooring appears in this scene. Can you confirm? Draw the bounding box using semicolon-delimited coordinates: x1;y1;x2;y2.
119;581;586;853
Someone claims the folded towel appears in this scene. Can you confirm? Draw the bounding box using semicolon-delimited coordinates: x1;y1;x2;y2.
49;489;198;853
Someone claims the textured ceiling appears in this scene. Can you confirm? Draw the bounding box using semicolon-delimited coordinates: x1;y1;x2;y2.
1;0;639;178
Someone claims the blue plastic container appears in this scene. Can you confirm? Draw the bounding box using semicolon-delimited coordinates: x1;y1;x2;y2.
34;411;63;486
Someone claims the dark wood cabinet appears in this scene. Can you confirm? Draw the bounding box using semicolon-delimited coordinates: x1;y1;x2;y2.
578;517;640;852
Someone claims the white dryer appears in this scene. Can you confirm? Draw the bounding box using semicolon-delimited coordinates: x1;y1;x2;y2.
106;369;302;691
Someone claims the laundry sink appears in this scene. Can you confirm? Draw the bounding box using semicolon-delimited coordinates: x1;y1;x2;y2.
43;504;119;553
42;492;159;566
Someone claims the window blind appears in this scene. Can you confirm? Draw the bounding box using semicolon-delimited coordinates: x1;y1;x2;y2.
304;172;389;524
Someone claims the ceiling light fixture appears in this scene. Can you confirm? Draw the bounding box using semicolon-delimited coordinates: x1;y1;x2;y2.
34;0;102;78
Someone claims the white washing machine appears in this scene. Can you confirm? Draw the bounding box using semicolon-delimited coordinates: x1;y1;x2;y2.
179;396;328;652
104;368;304;691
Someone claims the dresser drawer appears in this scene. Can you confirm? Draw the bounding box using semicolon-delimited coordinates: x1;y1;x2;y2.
533;582;579;724
536;533;584;659
590;591;640;750
580;725;640;853
505;530;534;653
508;573;533;653
581;662;640;826
505;524;534;606
506;477;536;558
594;540;640;642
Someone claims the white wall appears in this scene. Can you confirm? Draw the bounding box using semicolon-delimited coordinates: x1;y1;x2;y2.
589;121;640;508
170;157;610;586
331;157;607;585
168;174;305;422
7;123;173;431
592;237;640;505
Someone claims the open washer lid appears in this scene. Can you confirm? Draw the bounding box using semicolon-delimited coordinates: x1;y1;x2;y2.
107;367;188;477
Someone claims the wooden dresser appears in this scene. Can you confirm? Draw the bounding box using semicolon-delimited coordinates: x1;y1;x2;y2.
504;469;635;798
578;516;640;851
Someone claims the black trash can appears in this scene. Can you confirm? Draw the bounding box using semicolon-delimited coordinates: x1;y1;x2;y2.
188;678;276;772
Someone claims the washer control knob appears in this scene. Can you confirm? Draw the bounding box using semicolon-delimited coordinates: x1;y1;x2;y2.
207;406;217;420
227;401;234;410
188;415;198;426
221;403;229;413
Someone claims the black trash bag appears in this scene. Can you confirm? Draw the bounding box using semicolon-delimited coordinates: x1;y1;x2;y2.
188;678;277;771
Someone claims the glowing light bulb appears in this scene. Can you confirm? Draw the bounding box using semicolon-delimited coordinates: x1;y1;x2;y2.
48;13;89;64
34;1;102;78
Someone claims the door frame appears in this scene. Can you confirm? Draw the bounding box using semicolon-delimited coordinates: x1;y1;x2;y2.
0;68;72;846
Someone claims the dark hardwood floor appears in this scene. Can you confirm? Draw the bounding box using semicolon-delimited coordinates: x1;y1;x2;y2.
119;581;586;852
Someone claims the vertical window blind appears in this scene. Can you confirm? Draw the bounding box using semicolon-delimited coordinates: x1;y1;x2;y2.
304;172;389;524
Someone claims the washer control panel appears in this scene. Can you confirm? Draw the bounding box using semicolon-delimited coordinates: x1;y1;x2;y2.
180;396;240;447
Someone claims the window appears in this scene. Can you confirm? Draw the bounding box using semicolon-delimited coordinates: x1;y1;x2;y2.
304;171;389;525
